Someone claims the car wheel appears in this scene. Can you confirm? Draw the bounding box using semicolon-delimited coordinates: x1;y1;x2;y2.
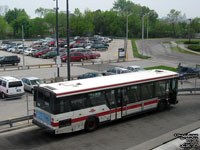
1;93;5;99
31;89;34;94
85;117;98;132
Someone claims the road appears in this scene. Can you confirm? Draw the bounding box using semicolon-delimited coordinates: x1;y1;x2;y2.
136;39;200;67
0;95;199;150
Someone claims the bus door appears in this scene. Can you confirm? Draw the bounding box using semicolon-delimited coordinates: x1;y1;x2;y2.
169;79;178;104
106;89;122;120
121;88;129;117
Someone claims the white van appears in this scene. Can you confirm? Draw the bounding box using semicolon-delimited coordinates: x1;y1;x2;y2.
0;76;25;99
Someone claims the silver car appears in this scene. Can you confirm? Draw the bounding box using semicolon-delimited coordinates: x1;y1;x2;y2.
21;77;43;93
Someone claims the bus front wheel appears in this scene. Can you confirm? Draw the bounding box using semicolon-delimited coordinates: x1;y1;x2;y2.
85;117;98;132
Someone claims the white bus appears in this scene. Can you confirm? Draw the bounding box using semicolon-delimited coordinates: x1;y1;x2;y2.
33;69;179;134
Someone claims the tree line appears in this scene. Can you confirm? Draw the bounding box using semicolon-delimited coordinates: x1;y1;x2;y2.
0;0;200;40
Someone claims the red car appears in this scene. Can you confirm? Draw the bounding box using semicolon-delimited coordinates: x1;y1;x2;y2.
61;52;87;62
33;49;52;57
86;52;101;59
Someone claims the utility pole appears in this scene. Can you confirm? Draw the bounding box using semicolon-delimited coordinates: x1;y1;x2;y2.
188;18;192;43
142;15;144;56
125;14;129;59
66;0;71;81
147;14;149;39
22;25;25;69
54;0;60;77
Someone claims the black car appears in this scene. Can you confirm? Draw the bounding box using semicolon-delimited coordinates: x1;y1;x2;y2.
177;66;200;79
77;72;103;79
0;55;20;66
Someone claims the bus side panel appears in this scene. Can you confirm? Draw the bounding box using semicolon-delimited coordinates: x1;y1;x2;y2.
143;99;159;111
126;102;142;115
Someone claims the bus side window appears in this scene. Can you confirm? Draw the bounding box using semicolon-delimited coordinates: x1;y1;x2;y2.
127;85;139;103
122;87;129;104
88;91;107;107
141;83;154;100
55;97;71;114
70;95;87;111
105;90;116;109
155;81;167;97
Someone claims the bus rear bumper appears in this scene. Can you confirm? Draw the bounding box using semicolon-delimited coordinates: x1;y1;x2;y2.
32;119;55;134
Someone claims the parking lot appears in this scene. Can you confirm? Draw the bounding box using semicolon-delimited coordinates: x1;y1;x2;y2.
0;38;200;150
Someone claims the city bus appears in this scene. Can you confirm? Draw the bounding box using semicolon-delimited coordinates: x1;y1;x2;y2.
32;69;179;134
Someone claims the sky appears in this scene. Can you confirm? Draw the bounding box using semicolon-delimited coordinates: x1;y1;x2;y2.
1;0;200;19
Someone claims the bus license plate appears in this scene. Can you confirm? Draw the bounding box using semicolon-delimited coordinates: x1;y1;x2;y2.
16;89;21;92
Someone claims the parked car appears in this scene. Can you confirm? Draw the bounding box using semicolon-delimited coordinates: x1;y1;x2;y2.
105;67;130;75
24;48;37;56
21;77;43;93
127;66;145;72
84;51;101;59
61;52;87;62
33;49;52;57
0;76;24;99
77;72;103;79
41;51;57;59
90;43;108;51
177;66;200;79
0;55;20;66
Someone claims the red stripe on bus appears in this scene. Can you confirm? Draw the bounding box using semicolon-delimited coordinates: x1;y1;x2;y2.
70;100;157;124
144;100;158;106
127;104;142;110
71;116;88;123
56;75;178;97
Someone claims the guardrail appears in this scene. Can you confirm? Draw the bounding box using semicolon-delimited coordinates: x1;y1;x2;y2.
0;59;126;72
178;88;200;94
0;115;33;128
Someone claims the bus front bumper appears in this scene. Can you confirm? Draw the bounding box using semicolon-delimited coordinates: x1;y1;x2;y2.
32;119;55;134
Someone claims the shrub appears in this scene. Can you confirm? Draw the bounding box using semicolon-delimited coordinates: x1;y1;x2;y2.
188;45;200;52
184;41;200;44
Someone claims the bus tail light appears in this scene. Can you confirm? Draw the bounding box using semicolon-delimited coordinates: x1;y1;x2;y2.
59;119;71;128
33;109;36;117
51;121;59;127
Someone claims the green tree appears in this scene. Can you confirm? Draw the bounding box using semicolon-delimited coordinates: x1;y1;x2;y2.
167;9;183;37
44;12;56;37
35;7;55;18
0;16;12;39
29;17;48;38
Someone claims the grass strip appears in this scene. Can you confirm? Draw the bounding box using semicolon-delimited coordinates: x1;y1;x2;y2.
131;39;151;59
145;65;178;72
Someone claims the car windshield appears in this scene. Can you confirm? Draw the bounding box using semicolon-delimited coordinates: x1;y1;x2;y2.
30;79;43;85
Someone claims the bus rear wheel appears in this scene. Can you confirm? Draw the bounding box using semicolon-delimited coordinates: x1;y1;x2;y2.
157;100;167;111
85;117;98;132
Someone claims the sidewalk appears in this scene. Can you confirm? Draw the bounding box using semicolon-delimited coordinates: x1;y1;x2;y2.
171;41;200;55
126;120;200;150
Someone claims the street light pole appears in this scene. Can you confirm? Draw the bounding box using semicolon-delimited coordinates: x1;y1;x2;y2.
125;14;129;59
146;14;149;39
188;18;192;43
55;0;60;77
66;0;71;81
22;25;25;69
142;15;144;56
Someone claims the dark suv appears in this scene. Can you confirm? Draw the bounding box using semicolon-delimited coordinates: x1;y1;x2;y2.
177;66;200;79
0;55;20;66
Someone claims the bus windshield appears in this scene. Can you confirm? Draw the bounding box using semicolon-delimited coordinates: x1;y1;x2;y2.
35;87;54;113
